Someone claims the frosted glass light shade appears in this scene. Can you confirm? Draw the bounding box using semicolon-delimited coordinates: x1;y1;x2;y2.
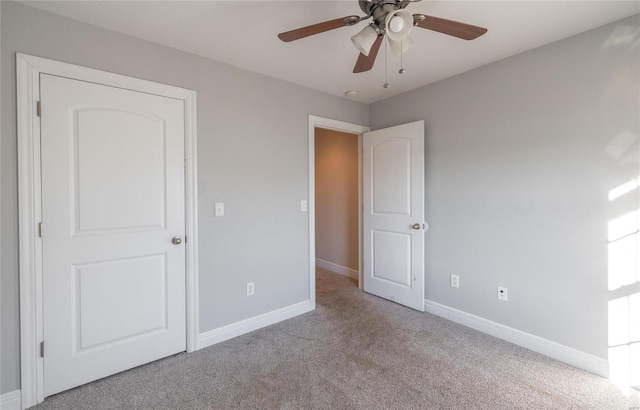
351;24;379;56
385;10;413;41
388;36;414;56
389;16;405;33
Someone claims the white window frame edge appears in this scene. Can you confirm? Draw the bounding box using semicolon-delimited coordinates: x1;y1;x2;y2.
17;53;199;408
308;115;369;309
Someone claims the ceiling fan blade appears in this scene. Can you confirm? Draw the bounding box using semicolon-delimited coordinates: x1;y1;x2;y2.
413;14;487;40
278;16;360;42
353;35;383;73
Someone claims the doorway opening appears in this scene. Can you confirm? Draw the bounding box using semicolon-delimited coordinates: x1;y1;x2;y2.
315;128;360;289
307;116;369;309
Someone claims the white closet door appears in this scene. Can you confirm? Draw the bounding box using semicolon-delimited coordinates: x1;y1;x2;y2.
41;74;186;396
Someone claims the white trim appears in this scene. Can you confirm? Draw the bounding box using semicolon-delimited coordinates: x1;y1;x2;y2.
308;115;369;310
184;89;200;354
0;390;22;410
17;53;199;408
316;258;359;280
357;133;363;290
425;299;609;377
17;54;195;99
199;301;311;349
17;53;45;408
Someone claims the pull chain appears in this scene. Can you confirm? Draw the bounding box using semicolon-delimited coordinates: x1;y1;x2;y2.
399;39;405;74
383;37;390;88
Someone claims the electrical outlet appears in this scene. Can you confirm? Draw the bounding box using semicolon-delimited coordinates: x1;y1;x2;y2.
497;286;508;301
247;282;255;296
450;274;459;288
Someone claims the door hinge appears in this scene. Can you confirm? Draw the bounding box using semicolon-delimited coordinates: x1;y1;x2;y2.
38;222;43;238
36;101;41;117
40;341;45;358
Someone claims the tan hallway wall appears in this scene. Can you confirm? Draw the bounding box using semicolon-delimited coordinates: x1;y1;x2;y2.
315;128;359;274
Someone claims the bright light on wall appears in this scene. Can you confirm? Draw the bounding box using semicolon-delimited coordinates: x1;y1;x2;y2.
609;176;640;202
631;342;640;387
609;297;630;347
608;234;638;290
608;211;638;241
608;175;640;389
607;211;639;291
609;343;631;387
609;293;640;389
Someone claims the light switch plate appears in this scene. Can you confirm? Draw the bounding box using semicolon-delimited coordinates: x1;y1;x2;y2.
215;202;224;217
300;200;308;212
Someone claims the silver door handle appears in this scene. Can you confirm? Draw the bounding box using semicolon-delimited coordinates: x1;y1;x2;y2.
172;236;183;245
412;223;421;230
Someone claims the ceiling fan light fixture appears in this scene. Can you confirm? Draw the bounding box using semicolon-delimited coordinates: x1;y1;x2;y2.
388;36;413;56
389;16;405;33
351;24;379;56
385;9;413;41
278;0;488;76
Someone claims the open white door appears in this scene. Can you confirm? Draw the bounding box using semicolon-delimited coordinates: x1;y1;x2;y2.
40;74;186;396
363;121;425;311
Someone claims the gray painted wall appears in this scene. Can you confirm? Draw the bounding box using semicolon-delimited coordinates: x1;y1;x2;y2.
370;15;639;360
0;1;368;394
2;0;638;397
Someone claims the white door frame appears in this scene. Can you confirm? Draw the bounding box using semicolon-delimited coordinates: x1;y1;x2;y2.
308;115;369;309
17;53;199;408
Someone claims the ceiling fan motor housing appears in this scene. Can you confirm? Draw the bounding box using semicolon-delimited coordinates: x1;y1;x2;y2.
358;0;379;16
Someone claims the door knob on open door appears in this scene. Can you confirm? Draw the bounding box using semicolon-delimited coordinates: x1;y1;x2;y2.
412;223;421;230
172;236;183;245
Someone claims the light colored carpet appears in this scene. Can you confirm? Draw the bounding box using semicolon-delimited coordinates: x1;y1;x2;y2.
34;268;640;409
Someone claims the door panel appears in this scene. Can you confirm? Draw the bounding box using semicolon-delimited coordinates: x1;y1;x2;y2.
41;74;186;396
74;255;168;351
363;121;425;311
74;108;166;233
372;230;412;287
372;139;411;215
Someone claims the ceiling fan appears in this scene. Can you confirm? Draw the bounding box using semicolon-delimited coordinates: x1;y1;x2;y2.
278;0;487;74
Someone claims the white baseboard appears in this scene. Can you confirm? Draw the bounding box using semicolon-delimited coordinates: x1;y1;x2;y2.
316;258;358;280
425;299;609;378
199;300;311;349
0;390;22;410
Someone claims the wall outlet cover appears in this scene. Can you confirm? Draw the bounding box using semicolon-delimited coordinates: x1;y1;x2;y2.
498;286;508;301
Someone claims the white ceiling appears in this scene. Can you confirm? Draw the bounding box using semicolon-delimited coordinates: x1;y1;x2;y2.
21;1;640;103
